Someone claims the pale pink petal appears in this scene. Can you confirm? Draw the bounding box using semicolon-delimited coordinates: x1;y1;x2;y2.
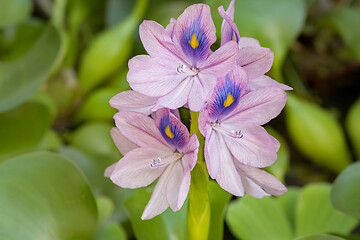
174;4;216;65
238;37;260;48
110;147;172;189
128;55;149;68
114;112;170;149
223;87;287;126
198;108;209;136
240;176;270;198
219;5;240;45
188;74;217;111
109;90;158;115
200;41;238;77
127;55;186;97
204;128;220;178
224;0;235;19
139;20;187;62
152;77;192;111
237;46;274;79
247;75;293;91
165;18;176;37
166;161;191;211
181;134;199;170
110;127;138;155
141;164;174;220
221;123;279;168
151;109;181;121
215;135;244;196
104;162;117;177
235;163;288;196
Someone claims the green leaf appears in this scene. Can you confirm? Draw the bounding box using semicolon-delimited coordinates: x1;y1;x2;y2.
324;7;360;60
265;127;290;182
277;187;300;232
74;87;118;123
0;25;61;112
94;223;127;240
295;182;358;237
226;196;293;240
331;162;360;219
234;0;306;80
208;180;231;240
295;234;346;240
0;151;98;239
0;20;45;61
36;130;62;151
0;0;32;27
346;97;360;159
78;0;148;94
0;101;52;162
285;94;351;173
96;195;115;226
124;188;188;240
69;121;120;160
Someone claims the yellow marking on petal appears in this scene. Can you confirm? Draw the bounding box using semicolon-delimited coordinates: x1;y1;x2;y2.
223;92;235;107
188;33;199;49
165;125;174;139
232;32;237;42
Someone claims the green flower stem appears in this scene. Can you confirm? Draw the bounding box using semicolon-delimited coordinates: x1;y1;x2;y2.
187;111;210;240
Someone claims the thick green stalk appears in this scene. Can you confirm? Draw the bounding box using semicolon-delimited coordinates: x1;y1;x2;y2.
187;112;210;240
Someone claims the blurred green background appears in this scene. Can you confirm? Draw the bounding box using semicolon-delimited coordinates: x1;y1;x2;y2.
0;0;359;239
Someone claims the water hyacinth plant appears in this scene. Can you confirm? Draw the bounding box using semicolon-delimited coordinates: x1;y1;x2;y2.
2;0;360;239
106;0;291;232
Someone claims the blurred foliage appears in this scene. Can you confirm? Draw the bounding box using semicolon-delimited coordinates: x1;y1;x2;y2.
0;0;359;239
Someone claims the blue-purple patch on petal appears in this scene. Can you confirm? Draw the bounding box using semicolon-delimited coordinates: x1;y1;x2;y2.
180;15;210;65
208;74;241;121
158;114;187;150
229;29;239;44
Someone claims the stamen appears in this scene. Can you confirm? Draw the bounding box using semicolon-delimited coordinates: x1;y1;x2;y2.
231;130;244;138
211;121;244;139
176;64;199;75
149;153;184;168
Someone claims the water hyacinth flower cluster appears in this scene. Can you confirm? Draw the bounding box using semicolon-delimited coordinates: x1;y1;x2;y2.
105;0;292;220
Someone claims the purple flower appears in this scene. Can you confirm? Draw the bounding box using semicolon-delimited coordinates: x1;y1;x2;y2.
199;67;287;197
218;0;292;91
108;109;199;219
127;4;238;112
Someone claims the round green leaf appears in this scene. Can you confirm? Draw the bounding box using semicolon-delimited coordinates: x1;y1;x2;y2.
74;87;118;123
277;187;300;232
234;0;306;78
285;94;351;173
0;0;32;27
96;195;115;226
78;0;148;94
0;101;52;162
226;195;293;240
295;234;345;240
331;162;360;219
346;97;360;159
0;151;98;239
69;121;120;160
94;223;127;240
295;183;358;237
0;25;61;112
